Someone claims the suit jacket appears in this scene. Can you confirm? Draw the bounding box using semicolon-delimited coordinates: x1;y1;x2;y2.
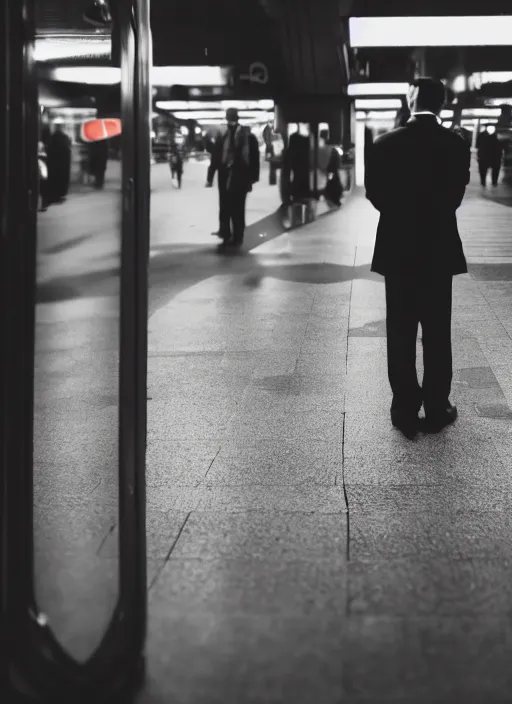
365;114;471;277
210;126;260;192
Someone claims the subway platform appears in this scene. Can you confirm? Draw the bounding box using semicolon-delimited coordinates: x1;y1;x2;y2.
138;174;512;702
32;159;512;701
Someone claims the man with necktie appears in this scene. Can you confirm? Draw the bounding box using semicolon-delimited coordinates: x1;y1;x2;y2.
207;108;260;247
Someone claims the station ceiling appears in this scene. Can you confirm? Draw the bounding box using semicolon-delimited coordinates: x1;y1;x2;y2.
35;0;512;99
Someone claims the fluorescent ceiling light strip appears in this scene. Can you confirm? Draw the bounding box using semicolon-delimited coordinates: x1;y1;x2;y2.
35;38;111;62
355;98;402;109
155;100;274;111
222;99;274;110
478;72;512;83
349;83;409;96
349;16;512;47
52;66;120;84
197;118;261;125
152;66;228;86
486;99;512;106
462;108;501;117
173;110;273;120
51;65;231;87
356;111;397;120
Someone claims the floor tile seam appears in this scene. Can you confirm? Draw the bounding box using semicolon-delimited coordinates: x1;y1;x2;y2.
466;291;511;330
342;611;512;624
148;511;192;591
474;345;512;402
343;479;512;490
202;446;223;481
339;505;512;520
147;438;343;449
290;288;320;375
157;554;347;565
161;507;347;517
345;555;512;565
342;478;512;488
196;481;341;489
155;508;349;517
341;247;357;568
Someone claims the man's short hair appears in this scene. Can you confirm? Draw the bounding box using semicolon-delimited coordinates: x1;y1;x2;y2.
410;77;446;114
226;107;239;122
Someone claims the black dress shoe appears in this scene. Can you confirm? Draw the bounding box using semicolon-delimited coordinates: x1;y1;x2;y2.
391;412;419;440
424;404;457;433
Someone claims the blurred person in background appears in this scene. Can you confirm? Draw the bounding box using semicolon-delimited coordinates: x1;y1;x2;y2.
204;131;217;186
169;142;184;188
37;140;49;211
46;120;71;203
89;138;109;189
262;123;274;161
477;125;503;187
318;129;343;207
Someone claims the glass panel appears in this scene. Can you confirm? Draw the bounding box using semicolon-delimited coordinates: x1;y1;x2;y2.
32;2;121;662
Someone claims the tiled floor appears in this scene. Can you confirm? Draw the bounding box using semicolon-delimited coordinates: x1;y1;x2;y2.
139;175;512;703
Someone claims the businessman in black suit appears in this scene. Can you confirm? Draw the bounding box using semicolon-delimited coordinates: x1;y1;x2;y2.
207;108;260;247
365;78;471;438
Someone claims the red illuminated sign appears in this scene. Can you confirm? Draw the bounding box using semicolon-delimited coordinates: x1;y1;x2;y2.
80;118;122;142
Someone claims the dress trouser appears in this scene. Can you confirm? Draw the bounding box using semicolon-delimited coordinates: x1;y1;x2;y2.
218;168;248;242
479;161;500;186
385;273;453;417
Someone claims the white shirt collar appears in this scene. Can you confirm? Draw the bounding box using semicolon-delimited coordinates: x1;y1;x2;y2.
409;111;441;124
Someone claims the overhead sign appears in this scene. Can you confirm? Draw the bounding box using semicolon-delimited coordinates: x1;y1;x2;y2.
228;62;274;97
239;62;269;85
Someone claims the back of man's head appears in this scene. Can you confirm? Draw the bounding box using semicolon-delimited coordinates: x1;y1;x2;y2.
408;77;446;115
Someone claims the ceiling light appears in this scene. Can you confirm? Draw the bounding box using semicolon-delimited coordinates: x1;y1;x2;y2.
350;16;512;47
196;117;262;125
152;66;228;87
355;98;402;109
356;111;397;120
349;83;409;96
34;37;111;62
155;100;274;111
52;66;120;84
475;71;512;84
485;99;512;107
221;99;274;110
462;108;501;117
173;110;273;120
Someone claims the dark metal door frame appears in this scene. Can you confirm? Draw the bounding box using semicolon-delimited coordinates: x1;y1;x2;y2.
1;1;150;701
